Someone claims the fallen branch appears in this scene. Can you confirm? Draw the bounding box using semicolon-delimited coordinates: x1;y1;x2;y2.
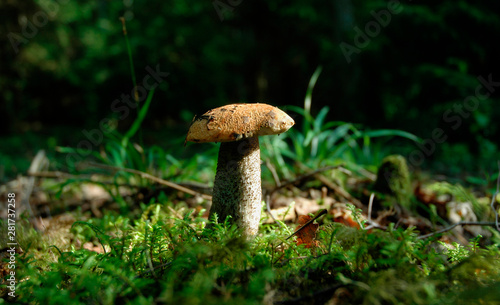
86;162;212;201
27;170;76;179
350;163;377;182
315;174;364;209
417;221;498;239
271;165;344;194
27;171;144;189
420;161;500;239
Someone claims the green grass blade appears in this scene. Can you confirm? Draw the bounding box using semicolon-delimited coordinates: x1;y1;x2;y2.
120;17;138;101
363;129;420;142
304;65;322;116
314;106;330;131
123;88;155;142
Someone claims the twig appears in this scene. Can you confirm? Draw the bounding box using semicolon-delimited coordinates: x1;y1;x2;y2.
315;174;364;209
419;161;500;239
337;166;353;176
265;158;281;187
271;165;344;194
273;256;311;267
417;222;498;239
177;181;212;193
266;195;285;229
363;222;387;231
145;248;157;279
24;150;49;227
27;170;76;179
272;209;328;265
86;162;212;201
137;262;173;277
356;166;377;182
491;161;500;231
362;193;386;231
166;206;184;219
285;209;327;241
367;193;375;222
27;171;143;188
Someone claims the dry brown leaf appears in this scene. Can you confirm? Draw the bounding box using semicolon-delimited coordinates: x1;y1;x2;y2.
295;215;319;248
330;203;361;229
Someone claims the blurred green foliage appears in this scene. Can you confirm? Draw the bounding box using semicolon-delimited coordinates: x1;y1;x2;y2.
1;0;499;179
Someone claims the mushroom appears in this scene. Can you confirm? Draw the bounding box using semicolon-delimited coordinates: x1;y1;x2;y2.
186;103;295;236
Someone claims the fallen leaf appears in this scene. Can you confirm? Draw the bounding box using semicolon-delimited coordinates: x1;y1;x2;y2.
295;215;319;248
331;204;361;228
333;214;360;228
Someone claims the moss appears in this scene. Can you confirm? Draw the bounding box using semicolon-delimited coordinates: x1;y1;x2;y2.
374;155;412;208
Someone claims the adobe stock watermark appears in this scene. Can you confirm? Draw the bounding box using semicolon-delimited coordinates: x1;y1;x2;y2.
406;73;499;168
213;0;243;21
8;0;69;54
5;193;17;299
65;64;169;169
340;0;404;63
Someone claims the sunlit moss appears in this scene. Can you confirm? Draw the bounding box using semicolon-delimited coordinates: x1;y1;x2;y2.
374;154;412;208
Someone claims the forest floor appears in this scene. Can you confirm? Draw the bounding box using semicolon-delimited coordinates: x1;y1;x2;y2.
1;149;499;304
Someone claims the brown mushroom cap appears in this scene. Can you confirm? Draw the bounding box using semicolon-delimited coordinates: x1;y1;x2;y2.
186;103;295;143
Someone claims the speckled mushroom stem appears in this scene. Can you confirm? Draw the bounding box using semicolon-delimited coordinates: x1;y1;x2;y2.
209;136;262;236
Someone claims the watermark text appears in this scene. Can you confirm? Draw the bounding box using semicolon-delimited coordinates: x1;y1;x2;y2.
6;193;17;298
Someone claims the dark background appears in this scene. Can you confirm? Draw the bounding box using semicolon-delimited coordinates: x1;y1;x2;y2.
1;0;499;180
